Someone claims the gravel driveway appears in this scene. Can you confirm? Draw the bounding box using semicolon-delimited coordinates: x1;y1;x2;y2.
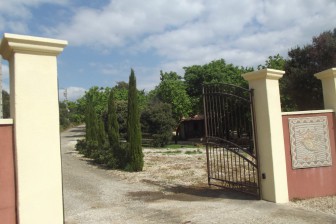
61;126;336;224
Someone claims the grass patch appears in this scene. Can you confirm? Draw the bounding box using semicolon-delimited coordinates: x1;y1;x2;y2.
163;144;203;149
185;149;202;154
162;150;182;154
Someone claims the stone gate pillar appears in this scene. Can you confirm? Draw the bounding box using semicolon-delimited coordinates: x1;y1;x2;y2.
0;33;67;223
242;69;289;203
315;68;336;110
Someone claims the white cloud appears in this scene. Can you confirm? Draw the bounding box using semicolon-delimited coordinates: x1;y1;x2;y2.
135;0;336;68
1;0;336;91
90;61;161;91
48;0;204;49
0;0;69;34
59;86;86;101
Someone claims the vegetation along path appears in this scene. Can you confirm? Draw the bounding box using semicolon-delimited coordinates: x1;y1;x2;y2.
61;126;336;224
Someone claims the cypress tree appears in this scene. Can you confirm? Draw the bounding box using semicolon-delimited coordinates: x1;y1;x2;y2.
97;117;107;147
107;90;120;147
126;69;143;171
107;90;121;167
84;97;100;157
85;97;98;143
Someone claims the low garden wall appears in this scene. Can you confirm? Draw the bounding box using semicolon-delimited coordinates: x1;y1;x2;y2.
282;110;336;200
0;119;16;224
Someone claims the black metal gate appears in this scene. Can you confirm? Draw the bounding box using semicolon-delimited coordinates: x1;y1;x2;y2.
203;83;260;198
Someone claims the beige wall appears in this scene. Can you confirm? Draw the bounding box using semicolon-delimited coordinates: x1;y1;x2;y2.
0;33;67;224
243;69;289;203
315;68;336;110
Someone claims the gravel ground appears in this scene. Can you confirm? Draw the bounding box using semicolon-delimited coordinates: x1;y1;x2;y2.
289;196;336;216
61;126;336;223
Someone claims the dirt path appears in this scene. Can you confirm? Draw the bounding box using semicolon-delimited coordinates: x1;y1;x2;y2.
61;126;336;224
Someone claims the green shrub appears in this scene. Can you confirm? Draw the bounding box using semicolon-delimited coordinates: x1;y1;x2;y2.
141;100;175;147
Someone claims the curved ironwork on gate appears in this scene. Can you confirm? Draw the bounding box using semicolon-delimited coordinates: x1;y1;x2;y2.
203;83;260;198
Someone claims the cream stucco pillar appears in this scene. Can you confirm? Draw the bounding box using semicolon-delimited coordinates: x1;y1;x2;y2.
0;33;67;224
315;68;336;110
242;69;289;203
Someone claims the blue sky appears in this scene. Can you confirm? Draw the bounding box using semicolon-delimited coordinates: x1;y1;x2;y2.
0;0;335;101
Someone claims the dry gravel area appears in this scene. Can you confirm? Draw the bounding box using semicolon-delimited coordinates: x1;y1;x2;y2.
290;196;336;216
61;126;336;223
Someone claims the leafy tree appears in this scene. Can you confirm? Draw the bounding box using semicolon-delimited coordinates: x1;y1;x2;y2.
141;99;175;147
66;101;84;124
76;86;111;122
113;82;129;101
152;71;191;122
59;101;70;130
126;69;143;171
258;54;286;70
2;90;10;118
282;28;336;110
111;82;148;137
257;54;297;111
183;59;253;114
111;83;129;137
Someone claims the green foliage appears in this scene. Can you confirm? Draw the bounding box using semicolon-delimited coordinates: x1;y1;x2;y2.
126;69;144;171
183;59;253;114
257;54;297;111
282;28;336;110
163;144;200;149
66;101;84;124
152;71;192;122
115;100;128;137
111;82;148;137
97;117;107;147
162;150;182;154
2;90;10;118
75;139;98;158
141;100;176;147
107;90;120;147
85;97;99;145
107;90;124;167
73;86;111;126
74;77;146;171
258;54;286;70
59;101;71;130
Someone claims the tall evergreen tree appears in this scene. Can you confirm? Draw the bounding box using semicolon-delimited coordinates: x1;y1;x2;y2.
126;69;143;171
107;90;120;146
107;90;122;167
85;97;99;143
97;117;107;147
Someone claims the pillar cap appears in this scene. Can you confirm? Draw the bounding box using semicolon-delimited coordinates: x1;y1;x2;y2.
242;68;285;81
0;33;68;60
314;68;336;80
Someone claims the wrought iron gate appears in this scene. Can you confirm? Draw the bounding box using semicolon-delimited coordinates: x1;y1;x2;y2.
203;83;260;198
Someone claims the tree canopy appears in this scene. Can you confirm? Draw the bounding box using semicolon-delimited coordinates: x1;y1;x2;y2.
282;28;336;110
183;59;253;114
62;28;336;153
151;71;191;122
